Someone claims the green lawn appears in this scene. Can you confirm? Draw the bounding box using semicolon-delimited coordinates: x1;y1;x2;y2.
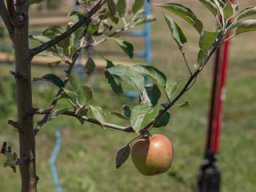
1;1;256;192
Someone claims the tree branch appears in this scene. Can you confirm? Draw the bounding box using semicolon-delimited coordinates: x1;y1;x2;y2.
62;111;134;132
0;0;14;38
30;0;106;57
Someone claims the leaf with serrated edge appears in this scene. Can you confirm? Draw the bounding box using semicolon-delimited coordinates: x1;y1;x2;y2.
105;60;123;94
132;65;166;88
130;105;159;133
107;65;144;91
89;105;106;122
110;38;134;59
139;84;161;107
160;3;203;34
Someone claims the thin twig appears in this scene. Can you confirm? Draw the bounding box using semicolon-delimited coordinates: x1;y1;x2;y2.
0;0;14;38
180;48;192;76
62;111;134;132
30;0;106;57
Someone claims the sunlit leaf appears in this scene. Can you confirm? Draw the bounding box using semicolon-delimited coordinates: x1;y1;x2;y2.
237;7;256;20
107;65;144;91
199;0;218;16
132;65;166;88
236;20;256;34
223;1;233;20
89;105;106;122
160;3;203;34
111;38;134;59
130;105;159;133
199;31;218;54
164;15;187;49
139;84;161;107
165;80;178;100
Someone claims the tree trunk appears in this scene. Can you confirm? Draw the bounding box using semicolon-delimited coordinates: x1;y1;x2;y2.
13;1;38;191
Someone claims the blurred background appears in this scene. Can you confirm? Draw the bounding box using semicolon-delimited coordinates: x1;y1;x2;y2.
0;0;255;191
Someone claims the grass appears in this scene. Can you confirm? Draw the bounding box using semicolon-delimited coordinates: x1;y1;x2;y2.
1;1;256;191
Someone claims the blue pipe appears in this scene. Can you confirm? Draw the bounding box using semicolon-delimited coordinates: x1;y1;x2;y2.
144;0;152;85
50;130;63;192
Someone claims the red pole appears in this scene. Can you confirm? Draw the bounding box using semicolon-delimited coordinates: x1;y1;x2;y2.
212;33;231;153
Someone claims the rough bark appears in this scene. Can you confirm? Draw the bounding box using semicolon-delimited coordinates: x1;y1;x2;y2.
13;1;38;191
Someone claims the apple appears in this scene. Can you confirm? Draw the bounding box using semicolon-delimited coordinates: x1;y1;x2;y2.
131;134;173;176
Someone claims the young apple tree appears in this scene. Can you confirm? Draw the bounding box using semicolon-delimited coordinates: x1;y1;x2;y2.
0;0;256;191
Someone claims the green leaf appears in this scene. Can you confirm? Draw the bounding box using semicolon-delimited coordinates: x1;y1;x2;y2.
111;38;134;59
123;105;131;118
117;0;127;17
111;105;131;120
198;0;218;16
165;80;178;100
88;105;106;122
131;65;166;88
34;74;64;88
132;0;144;14
111;112;129;120
178;101;190;108
131;15;156;28
164;15;187;49
60;88;78;104
107;65;144;91
223;1;234;20
85;58;96;74
199;31;218;54
108;0;116;17
80;86;93;104
30;35;51;43
116;145;130;168
47;60;62;68
196;50;205;66
4;152;18;172
236;20;256;34
160;3;203;34
130;105;159;133
105;60;123;94
139;84;161;107
42;26;62;39
238;7;256;20
153;110;171;128
69;11;84;23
